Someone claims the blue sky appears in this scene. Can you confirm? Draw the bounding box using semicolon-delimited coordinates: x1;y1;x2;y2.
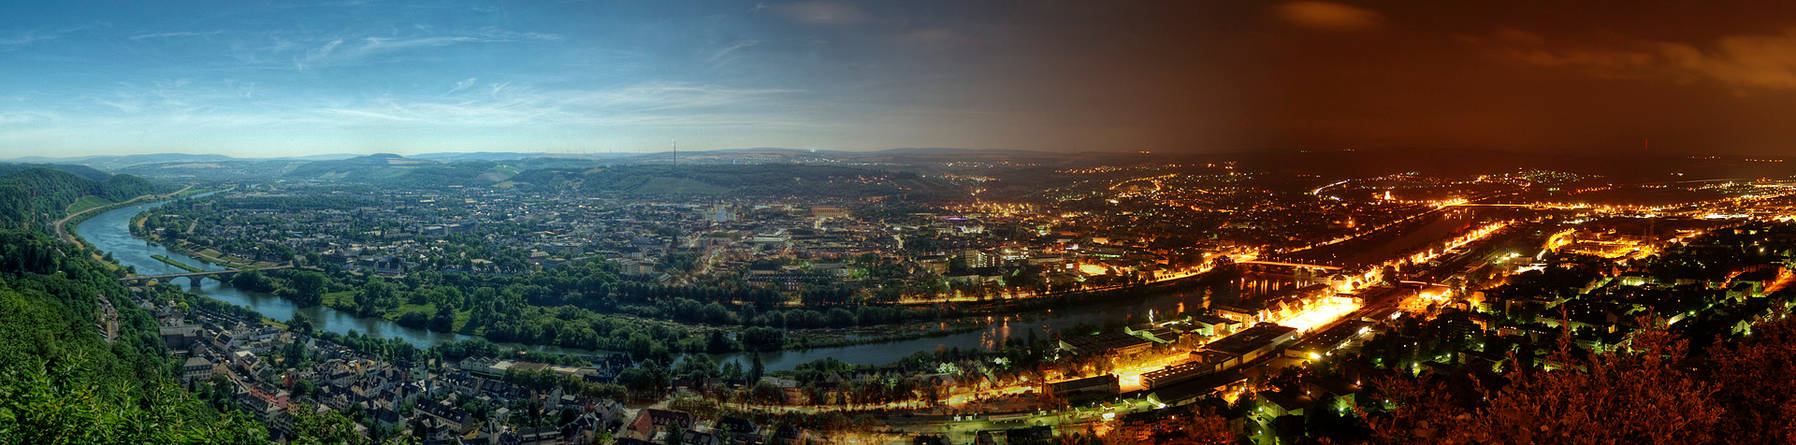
12;1;1795;158
0;1;1078;157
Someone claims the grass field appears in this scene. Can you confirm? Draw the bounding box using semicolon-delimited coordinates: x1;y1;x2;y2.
322;291;354;308
150;254;204;273
66;196;113;214
315;292;470;331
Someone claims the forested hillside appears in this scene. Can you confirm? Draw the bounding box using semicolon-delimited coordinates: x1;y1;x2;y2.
0;166;168;230
0;230;268;443
0;163;111;181
0;168;270;442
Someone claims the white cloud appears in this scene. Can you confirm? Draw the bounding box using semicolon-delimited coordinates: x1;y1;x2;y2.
295;81;807;130
0;30;58;51
129;30;223;41
0;22;111;51
561;82;798;113
9;69;817;156
94;98;143;113
320;108;417;122
707;39;760;68
0;111;56;126
284;28;561;70
448;77;478;94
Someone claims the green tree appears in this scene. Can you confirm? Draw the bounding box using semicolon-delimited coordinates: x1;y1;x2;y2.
290;405;363;445
355;278;396;317
287;313;315;336
287;270;328;307
0;230;269;444
741;327;784;352
431;303;457;332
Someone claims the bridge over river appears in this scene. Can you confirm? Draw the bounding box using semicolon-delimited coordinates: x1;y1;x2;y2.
121;265;295;288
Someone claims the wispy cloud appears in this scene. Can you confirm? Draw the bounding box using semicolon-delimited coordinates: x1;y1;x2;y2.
93;97;143;113
84;79;252;119
63;78;807;132
3;21;112;51
447;77;478;94
319;107;416;122
561;82;798;113
285;28;561;70
373;81;802;128
707;39;760;68
0;111;57;126
129;30;223;41
1486;27;1796;92
0;30;59;51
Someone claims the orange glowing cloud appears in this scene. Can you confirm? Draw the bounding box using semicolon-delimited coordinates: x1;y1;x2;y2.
1487;26;1796;92
1277;1;1384;31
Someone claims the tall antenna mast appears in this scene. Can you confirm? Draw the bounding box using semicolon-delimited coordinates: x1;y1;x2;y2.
671;137;678;167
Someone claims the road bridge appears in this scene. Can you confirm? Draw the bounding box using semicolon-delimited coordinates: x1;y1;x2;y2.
121;265;294;288
1238;260;1344;271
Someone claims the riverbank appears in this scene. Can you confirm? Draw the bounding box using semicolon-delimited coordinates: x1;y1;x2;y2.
783;319;989;350
135;231;265;269
901;270;1219;318
150;254;205;273
54;184;199;246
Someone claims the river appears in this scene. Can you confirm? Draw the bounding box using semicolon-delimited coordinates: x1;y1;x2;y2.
1283;207;1507;267
78;199;485;346
728;272;1311;370
80;198;1256;371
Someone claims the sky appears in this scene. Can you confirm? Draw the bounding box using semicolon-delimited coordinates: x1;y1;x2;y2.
4;1;1796;157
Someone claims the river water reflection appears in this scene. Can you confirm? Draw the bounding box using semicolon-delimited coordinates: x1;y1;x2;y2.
82;198;1256;370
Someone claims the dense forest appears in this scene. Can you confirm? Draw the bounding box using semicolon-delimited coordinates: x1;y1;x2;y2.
0;230;269;443
0;163;111;181
0;174;375;443
0;165;168;230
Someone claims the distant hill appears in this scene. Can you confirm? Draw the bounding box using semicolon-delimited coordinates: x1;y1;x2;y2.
510;163;958;199
6;153;239;171
116;158;293;183
0;167;171;231
278;153;570;187
408;151;596;162
1173;147;1796;181
281;153;413;180
0;163;112;182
